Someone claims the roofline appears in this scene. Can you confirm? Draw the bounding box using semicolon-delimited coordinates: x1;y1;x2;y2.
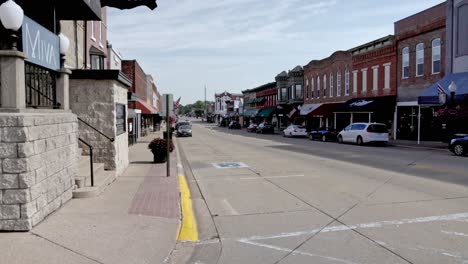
242;82;277;93
394;2;446;25
349;35;395;52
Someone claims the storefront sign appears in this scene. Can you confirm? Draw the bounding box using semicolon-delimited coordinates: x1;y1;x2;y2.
116;103;126;135
349;100;373;107
22;16;60;71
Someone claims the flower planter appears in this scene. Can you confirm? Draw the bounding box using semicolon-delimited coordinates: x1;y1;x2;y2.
148;137;175;163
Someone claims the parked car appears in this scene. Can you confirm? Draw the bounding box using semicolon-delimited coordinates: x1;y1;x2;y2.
338;123;389;145
449;136;468;156
283;125;308;137
246;123;258;132
176;125;192;137
175;121;190;130
228;121;241;129
256;123;275;134
309;127;337;142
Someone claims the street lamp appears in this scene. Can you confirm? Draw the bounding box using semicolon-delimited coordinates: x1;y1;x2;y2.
0;0;24;50
59;33;70;67
448;81;457;99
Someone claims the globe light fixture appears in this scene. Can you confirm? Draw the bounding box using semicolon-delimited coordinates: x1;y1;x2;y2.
448;81;457;93
0;0;24;50
59;33;70;54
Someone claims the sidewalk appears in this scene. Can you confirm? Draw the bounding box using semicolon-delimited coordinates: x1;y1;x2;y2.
0;133;181;264
389;139;448;150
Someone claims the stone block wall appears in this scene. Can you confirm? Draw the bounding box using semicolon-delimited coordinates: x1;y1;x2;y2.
0;112;78;231
70;79;129;175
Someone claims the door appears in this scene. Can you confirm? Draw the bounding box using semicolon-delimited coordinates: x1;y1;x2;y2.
341;124;353;142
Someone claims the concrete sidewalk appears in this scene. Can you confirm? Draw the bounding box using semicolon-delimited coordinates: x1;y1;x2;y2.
389;139;448;149
0;133;181;264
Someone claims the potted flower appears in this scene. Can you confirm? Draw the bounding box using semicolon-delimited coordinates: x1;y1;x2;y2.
148;138;175;163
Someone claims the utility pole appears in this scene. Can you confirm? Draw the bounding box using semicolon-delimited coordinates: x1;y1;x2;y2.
204;85;207;121
166;94;170;177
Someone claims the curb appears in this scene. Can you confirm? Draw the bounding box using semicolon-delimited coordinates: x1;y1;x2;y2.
174;137;199;242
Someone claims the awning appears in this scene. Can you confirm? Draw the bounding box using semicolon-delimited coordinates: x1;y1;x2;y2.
256;107;275;118
101;0;157;10
89;46;107;57
243;108;259;118
309;102;343;117
300;104;322;116
418;73;468;105
134;99;157;114
335;96;396;113
13;0;102;21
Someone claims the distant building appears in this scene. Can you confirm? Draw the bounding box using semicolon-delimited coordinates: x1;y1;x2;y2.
242;82;277;127
214;91;243;124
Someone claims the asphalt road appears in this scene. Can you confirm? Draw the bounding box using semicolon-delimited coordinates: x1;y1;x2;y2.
176;120;468;264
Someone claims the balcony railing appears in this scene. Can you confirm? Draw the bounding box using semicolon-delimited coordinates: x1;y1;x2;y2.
25;62;59;108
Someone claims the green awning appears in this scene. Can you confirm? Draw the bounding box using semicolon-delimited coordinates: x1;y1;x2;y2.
243;108;259;118
256;107;275;118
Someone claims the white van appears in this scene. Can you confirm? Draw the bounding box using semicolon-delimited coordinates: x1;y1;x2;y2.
338;123;389;145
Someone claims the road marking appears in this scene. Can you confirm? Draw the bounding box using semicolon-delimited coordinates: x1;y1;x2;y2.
238;239;359;264
221;199;239;215
178;175;199;241
442;230;468;237
240;212;468;241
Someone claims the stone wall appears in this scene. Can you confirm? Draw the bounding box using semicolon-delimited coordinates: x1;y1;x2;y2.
70;79;129;175
0;112;78;231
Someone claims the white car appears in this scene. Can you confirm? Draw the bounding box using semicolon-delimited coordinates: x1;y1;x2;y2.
338;123;389;145
283;125;308;137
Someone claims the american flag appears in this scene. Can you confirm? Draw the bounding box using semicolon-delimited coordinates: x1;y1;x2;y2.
437;83;447;94
287;108;296;118
173;97;181;109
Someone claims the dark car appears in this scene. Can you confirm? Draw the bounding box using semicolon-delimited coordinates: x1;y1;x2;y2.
246;123;258;132
175;121;190;130
309;127;337;142
228;121;241;129
449;136;468;156
256;123;275;134
176;125;192;137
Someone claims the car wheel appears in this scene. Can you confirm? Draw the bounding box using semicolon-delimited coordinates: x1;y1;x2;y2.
356;136;363;146
453;144;465;156
309;134;314;140
338;135;343;144
322;135;327;142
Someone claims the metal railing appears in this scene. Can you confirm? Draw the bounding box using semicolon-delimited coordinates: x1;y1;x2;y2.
25;62;60;108
78;117;115;142
78;138;94;187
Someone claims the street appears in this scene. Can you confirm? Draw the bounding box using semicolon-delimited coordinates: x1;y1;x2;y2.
177;120;468;264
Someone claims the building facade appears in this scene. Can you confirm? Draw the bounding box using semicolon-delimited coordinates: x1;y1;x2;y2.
242;82;277;126
394;2;446;141
214;91;243;125
276;66;304;128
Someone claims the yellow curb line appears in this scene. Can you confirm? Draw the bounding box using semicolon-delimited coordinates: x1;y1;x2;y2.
178;174;198;241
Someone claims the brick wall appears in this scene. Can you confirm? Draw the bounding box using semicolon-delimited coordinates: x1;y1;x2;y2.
121;60;147;100
0;113;78;231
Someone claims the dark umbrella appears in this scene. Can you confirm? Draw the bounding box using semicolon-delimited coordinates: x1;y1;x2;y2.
101;0;157;10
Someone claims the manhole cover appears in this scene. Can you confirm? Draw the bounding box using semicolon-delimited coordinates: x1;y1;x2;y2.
213;162;248;169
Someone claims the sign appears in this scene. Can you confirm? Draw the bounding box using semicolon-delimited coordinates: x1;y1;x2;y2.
213;162;248;169
349;100;373;107
161;94;174;117
116;103;126;135
22;16;60;71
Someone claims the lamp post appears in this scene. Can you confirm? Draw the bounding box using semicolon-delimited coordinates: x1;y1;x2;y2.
59;33;70;67
448;81;457;105
0;0;24;50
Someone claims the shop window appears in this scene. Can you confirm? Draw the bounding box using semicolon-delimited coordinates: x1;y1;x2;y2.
402;47;409;79
432;38;441;74
416;43;424;76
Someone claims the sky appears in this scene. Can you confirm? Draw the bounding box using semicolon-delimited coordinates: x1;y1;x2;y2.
107;0;445;105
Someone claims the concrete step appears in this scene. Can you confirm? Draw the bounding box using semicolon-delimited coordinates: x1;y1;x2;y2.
73;156;117;199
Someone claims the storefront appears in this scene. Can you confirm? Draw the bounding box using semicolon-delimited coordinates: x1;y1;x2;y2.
242;108;259;126
334;96;396;133
256;107;275;124
302;103;344;130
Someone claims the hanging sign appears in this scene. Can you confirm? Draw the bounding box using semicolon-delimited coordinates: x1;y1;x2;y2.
22;16;60;71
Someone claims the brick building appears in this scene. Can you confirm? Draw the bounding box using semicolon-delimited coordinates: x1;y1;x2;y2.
276;66;304;128
394;2;446;141
214;91;243;125
242;82;277;126
87;8;108;70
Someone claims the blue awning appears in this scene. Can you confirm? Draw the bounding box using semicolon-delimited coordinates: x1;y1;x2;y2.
418;73;468;105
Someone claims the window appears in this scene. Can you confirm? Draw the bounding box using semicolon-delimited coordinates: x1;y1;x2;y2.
352;70;358;93
344;69;350;95
372;66;378;90
457;4;468;56
305;79;309;99
323;74;327;97
402;47;409;79
384;63;391;89
99;22;103;46
432;38;441;74
361;68;367;92
317;76;321;98
116;103;126;135
329;73;334;97
91;21;95;41
311;78;315;98
337;71;342;96
295;84;302;99
90;55;104;69
416;43;424;76
281;87;287;101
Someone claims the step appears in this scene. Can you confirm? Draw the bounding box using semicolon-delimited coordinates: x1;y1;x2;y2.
72;170;116;199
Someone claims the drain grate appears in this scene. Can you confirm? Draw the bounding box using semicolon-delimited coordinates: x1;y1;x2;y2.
213;162;248;169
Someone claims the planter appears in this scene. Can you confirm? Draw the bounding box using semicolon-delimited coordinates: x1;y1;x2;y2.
152;152;167;163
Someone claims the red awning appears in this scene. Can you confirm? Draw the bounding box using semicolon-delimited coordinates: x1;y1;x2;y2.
309;102;344;118
135;99;156;114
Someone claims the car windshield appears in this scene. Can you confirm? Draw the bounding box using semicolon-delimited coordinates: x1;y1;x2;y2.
367;124;387;133
179;125;191;130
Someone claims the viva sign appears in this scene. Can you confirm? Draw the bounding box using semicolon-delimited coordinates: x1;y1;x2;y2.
21;16;60;71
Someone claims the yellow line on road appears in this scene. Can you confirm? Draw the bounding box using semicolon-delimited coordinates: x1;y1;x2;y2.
178;174;198;241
